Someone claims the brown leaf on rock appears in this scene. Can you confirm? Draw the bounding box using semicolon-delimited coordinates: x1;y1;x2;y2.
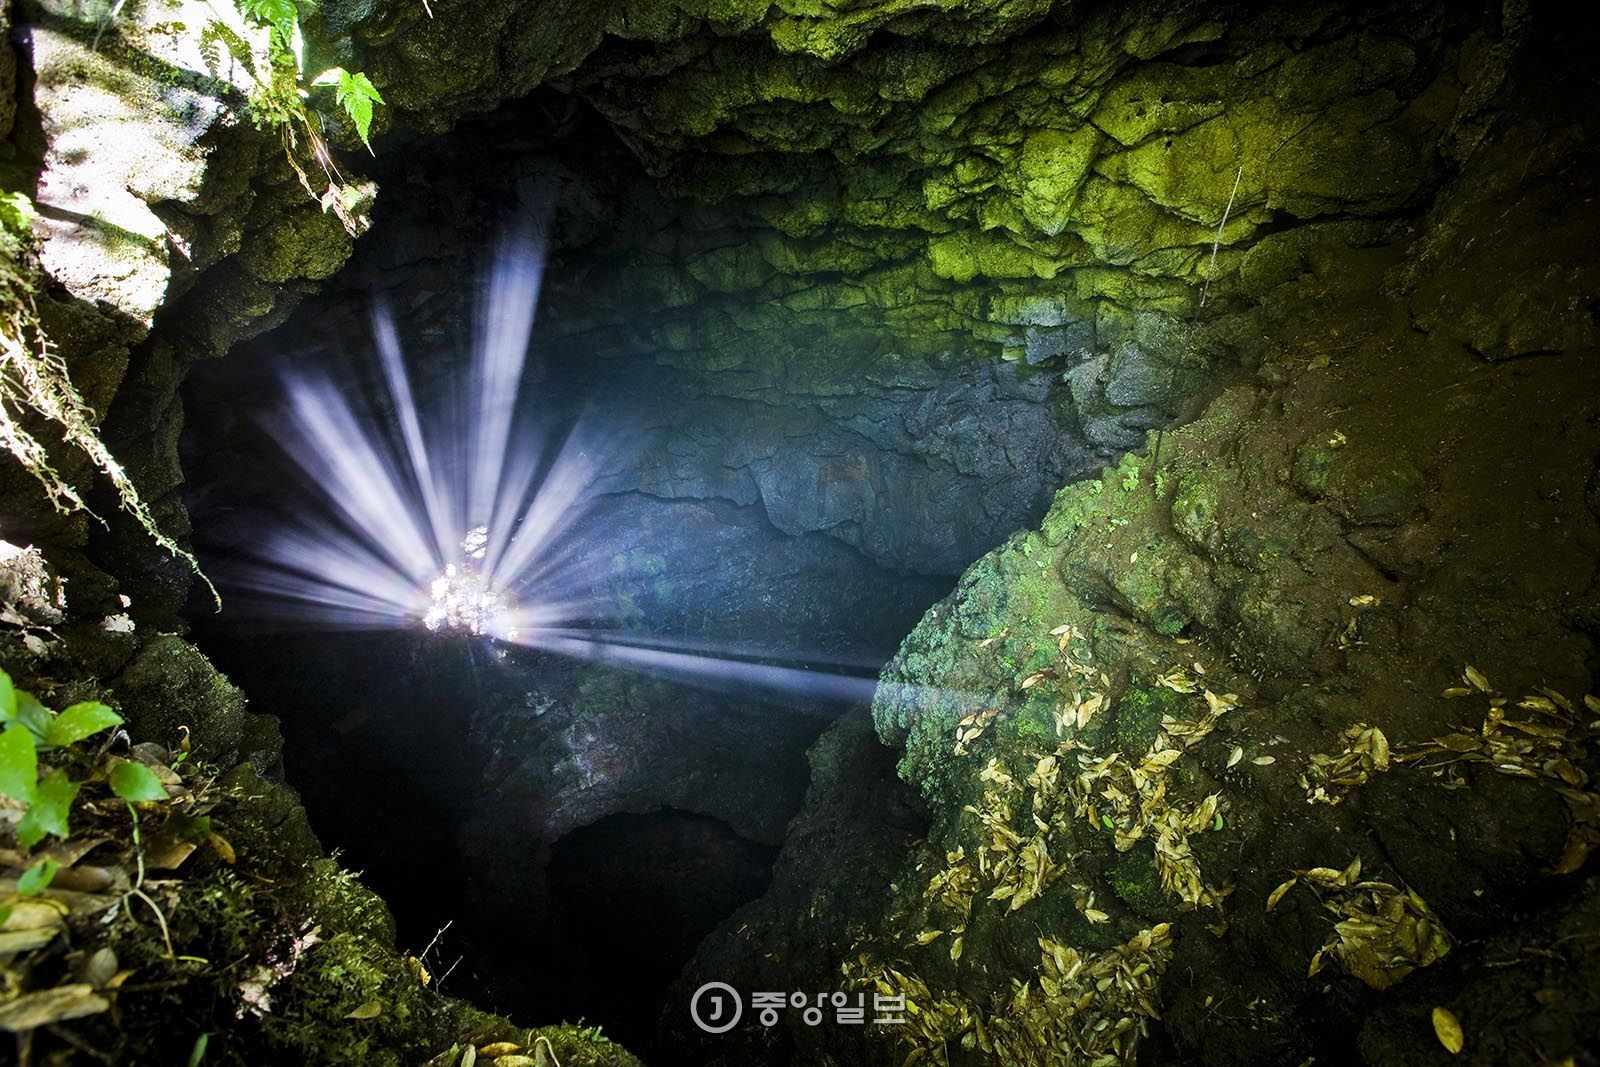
478;1043;520;1056
0;927;60;954
1432;1006;1464;1054
0;984;110;1031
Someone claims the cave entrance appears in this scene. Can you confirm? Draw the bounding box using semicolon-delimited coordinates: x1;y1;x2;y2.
178;89;1075;1051
544;808;780;1058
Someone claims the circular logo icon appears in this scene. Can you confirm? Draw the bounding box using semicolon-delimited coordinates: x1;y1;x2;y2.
689;981;743;1034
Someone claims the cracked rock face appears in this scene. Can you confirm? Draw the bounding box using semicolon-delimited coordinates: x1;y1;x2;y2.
10;0;1594;1063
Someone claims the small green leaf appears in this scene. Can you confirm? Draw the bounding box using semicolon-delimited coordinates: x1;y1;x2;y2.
45;702;123;748
0;191;36;239
0;669;15;720
109;759;168;803
337;70;382;149
0;725;38;804
18;857;58;897
237;0;297;48
188;1032;210;1067
13;691;52;741
0;904;11;927
171;812;213;845
311;67;384;150
17;769;80;847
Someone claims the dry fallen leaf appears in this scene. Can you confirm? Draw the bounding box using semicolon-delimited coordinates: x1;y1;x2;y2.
208;833;237;866
406;955;432;986
0;984;109;1031
1432;1005;1464;1054
0;927;59;954
84;947;118;988
1227;745;1244;768
478;1043;520;1057
1266;878;1298;912
345;999;384;1020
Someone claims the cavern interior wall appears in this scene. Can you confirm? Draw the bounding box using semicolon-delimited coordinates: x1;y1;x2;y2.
2;0;1598;1064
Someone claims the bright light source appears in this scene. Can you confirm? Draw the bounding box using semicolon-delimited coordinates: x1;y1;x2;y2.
422;529;508;635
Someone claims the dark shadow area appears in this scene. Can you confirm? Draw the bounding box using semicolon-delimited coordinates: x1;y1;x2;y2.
547;808;780;1056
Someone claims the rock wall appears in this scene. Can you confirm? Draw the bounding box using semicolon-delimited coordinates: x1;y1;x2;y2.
275;0;1512;576
2;0;1580;1063
672;14;1600;1063
9;0;1516;618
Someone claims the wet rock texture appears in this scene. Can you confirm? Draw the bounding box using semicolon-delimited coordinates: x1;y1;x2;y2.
29;0;1512;616
4;0;1597;1064
674;18;1600;1066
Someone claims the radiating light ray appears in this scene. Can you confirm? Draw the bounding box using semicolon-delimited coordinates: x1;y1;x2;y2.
276;367;437;581
371;298;459;562
223;206;614;644
225;571;418;627
215;210;918;716
486;422;604;588
500;626;884;705
236;520;425;619
527;625;891;675
469;217;548;531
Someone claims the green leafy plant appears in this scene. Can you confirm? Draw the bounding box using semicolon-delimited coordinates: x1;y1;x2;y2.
0;193;218;604
311;67;384;151
198;0;385;234
0;191;37;234
1120;463;1142;493
0;667;159;849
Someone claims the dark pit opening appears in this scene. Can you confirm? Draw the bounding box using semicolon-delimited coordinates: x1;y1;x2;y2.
178;87;1078;1055
546;809;780;1054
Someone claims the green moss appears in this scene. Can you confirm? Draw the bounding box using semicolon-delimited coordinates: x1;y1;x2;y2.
926;231;980;283
1106;843;1165;919
1015;125;1100;236
1041;477;1106;545
111;635;247;761
873;531;1073;802
1090;63;1227;147
1008;702;1055;743
1290;435;1338;496
1109;681;1182;754
239;204;354;284
1170;469;1223;554
767;14;872;61
524;1023;641;1067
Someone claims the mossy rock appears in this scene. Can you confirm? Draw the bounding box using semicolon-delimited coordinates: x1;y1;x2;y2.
239;202;354;285
1106;841;1165;919
111;635;248;762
